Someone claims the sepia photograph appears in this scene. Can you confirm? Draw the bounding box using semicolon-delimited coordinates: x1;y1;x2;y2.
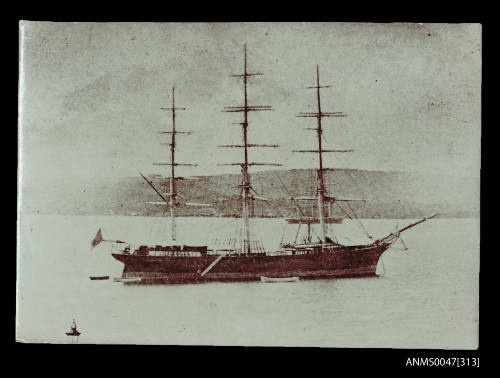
17;22;480;348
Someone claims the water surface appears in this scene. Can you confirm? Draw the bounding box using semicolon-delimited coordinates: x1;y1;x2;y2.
16;215;479;348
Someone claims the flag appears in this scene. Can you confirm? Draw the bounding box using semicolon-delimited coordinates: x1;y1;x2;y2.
91;228;103;248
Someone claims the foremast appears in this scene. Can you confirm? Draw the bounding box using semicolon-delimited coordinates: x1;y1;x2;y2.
153;87;196;241
221;45;280;254
294;66;350;246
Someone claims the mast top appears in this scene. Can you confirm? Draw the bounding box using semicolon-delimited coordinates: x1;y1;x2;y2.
160;89;186;111
229;44;264;79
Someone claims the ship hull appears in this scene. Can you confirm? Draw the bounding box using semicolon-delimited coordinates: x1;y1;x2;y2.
112;243;390;284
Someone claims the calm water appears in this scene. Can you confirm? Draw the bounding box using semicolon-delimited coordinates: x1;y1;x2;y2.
16;215;479;348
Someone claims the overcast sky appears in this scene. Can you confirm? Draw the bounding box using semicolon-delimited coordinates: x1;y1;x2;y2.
19;22;481;185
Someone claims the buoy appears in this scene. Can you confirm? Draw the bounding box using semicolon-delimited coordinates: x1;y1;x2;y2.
65;319;81;343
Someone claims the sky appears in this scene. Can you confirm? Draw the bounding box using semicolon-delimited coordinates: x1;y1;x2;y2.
19;22;481;186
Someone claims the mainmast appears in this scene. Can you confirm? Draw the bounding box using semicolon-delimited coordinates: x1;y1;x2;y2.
314;67;328;244
154;87;196;241
295;66;350;246
221;45;280;254
169;88;178;240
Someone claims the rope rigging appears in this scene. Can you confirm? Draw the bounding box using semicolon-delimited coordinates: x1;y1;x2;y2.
320;166;374;241
345;200;373;241
273;170;307;218
249;181;285;218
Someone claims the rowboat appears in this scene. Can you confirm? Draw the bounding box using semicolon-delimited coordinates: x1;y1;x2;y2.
260;276;299;283
113;277;142;283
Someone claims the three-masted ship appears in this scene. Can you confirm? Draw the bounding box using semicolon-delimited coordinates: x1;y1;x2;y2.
110;46;437;284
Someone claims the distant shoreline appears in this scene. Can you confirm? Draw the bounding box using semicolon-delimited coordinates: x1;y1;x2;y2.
20;167;479;220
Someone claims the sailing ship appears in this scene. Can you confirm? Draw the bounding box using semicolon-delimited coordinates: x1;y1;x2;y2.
109;45;437;284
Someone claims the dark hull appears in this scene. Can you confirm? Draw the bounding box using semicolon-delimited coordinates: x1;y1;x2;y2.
112;242;390;284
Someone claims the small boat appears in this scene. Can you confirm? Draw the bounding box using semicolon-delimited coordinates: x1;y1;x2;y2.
113;277;142;283
261;276;299;283
89;276;109;280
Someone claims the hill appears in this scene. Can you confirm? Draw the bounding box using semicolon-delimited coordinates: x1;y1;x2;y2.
20;168;479;218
